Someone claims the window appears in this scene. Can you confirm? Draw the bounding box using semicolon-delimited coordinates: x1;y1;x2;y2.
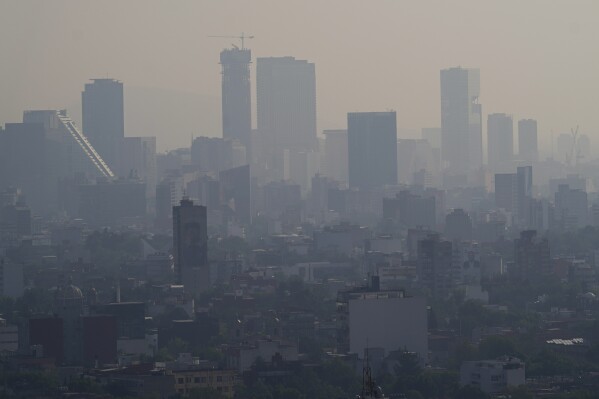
177;378;184;384
194;377;200;383
186;377;191;383
201;377;207;383
216;376;223;382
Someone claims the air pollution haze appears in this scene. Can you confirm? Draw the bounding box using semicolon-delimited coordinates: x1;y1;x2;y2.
1;0;598;153
4;2;599;398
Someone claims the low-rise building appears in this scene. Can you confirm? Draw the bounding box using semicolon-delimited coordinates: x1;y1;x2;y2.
460;357;525;394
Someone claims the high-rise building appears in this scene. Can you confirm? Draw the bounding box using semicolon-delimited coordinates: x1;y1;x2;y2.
82;79;124;167
220;48;252;148
494;173;518;212
516;166;533;226
323;129;348;184
518;119;538;163
256;57;317;178
487;113;513;171
172;198;208;286
440;67;482;180
219;164;251;225
347;112;397;189
555;184;588;230
495;166;533;227
417;233;454;297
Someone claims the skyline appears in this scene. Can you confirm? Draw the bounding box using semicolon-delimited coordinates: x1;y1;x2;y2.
1;0;598;154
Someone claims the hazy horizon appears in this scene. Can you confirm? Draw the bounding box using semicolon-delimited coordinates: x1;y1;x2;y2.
2;0;598;154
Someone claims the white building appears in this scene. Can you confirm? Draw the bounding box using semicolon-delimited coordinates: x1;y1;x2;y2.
460;357;525;394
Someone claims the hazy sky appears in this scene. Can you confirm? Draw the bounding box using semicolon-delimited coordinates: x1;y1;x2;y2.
1;0;598;154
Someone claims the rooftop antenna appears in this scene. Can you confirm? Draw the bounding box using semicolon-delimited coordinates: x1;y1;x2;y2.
208;32;254;50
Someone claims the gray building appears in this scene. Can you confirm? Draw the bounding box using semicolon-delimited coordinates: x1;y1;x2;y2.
256;56;317;179
323;129;348;184
518;119;538;163
347;112;397;189
82;79;124;167
487;113;513;171
221;47;252;148
172;198;208;288
440;67;482;181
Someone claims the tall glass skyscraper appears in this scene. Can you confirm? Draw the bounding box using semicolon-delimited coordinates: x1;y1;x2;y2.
220;47;251;148
487;113;513;171
82;78;124;167
440;67;482;180
256;56;317;154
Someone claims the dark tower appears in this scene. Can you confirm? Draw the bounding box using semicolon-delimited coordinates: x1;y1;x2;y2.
172;198;208;285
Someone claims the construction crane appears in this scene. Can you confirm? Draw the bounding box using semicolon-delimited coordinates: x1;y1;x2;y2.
208;32;254;49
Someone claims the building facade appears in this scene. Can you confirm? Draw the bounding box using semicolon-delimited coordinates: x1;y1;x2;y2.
82;79;124;167
440;67;482;182
347;112;397;190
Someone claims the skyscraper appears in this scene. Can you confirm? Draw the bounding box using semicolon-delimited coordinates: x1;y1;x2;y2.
487;113;513;171
440;67;482;180
220;47;252;148
256;57;316;178
82;79;124;167
347;112;397;189
323;129;348;183
518;119;538;163
173;198;208;286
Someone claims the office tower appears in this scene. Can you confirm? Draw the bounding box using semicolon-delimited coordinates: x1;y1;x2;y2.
323;129;348;184
487;113;513;171
256;57;317;177
172;198;208;285
554;184;588;230
440;67;482;179
82;79;124;167
417;233;454;297
219;164;251;225
347;112;398;189
220;47;252;148
516;166;533;226
494;173;518;212
495;167;533;227
518;119;538;163
0;123;46;213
